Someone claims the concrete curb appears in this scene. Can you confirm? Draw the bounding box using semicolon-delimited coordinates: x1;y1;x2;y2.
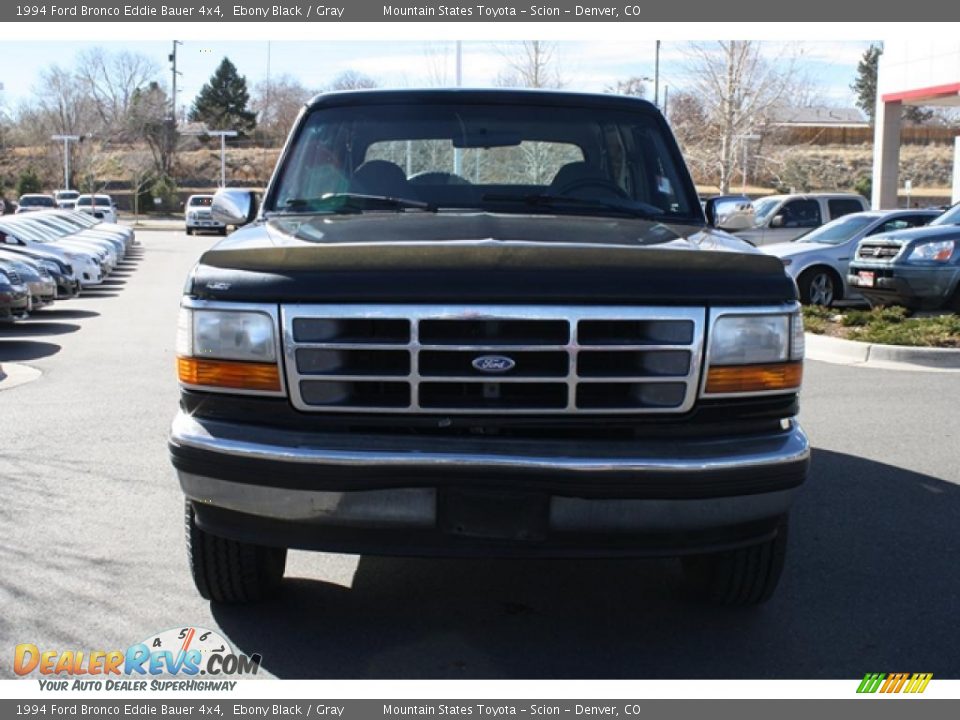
124;222;184;231
805;332;960;372
0;362;42;391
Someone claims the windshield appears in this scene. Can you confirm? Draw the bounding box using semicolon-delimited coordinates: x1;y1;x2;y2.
27;217;73;237
56;191;79;200
0;221;48;243
267;102;700;222
931;203;960;227
189;196;213;207
77;197;111;207
794;214;875;245
752;198;781;225
65;212;97;227
20;196;55;207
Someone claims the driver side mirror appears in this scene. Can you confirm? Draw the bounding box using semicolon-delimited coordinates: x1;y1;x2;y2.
704;196;756;231
771;214;785;228
212;189;259;227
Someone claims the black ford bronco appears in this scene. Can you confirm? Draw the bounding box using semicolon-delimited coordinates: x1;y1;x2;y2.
170;89;808;606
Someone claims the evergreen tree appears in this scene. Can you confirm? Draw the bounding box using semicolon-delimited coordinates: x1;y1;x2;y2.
189;57;257;133
852;44;932;125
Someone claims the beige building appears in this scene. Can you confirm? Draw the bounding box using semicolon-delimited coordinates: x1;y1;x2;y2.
873;41;960;209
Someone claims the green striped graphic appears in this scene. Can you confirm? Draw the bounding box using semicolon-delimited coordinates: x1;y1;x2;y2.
857;673;886;693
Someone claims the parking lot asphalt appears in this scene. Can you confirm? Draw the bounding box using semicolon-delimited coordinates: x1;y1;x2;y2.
1;229;959;680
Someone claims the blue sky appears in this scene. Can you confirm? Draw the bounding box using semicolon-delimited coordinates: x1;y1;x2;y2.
0;40;873;114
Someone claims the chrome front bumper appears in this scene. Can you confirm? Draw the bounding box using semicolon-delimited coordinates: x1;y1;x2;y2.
170;411;808;551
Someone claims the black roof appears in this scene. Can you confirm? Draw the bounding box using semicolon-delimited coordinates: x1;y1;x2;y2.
306;88;659;113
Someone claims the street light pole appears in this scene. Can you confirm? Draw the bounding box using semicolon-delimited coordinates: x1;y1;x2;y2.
169;40;183;124
736;133;762;194
51;134;80;190
454;41;463;177
205;130;239;187
654;40;661;109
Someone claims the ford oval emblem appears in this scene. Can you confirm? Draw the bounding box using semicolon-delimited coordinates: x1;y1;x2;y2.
472;355;516;374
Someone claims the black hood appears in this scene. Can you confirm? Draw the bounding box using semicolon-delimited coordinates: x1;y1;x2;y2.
190;213;796;306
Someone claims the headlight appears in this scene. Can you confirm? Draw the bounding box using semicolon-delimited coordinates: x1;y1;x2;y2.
907;240;955;263
176;306;282;393
703;310;804;395
188;212;197;220
709;314;790;365
40;260;60;274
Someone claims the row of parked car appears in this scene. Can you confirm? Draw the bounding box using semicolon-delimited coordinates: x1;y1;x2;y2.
0;210;136;322
3;191;120;224
710;192;960;310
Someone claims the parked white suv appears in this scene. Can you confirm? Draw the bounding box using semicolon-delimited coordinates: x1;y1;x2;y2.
76;194;118;224
734;193;869;246
184;194;226;235
54;189;80;210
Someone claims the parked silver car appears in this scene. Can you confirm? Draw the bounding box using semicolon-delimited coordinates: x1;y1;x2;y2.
0;250;56;309
761;210;939;305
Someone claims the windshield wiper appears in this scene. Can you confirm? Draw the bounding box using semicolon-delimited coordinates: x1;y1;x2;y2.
274;193;436;215
482;192;670;220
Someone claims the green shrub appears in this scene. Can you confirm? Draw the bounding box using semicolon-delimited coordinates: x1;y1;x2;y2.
150;175;178;212
16;168;43;196
849;314;960;347
841;306;909;327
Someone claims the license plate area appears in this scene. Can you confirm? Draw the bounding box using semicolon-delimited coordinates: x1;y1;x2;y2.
857;271;875;287
439;489;549;541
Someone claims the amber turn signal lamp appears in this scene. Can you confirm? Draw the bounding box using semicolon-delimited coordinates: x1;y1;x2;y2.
177;356;282;392
705;362;803;394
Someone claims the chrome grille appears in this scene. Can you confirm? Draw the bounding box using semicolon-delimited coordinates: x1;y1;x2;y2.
857;242;902;260
282;305;705;415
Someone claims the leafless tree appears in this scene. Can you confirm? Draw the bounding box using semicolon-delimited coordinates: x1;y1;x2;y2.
252;74;314;143
120;148;158;221
329;70;378;91
27;65;96;138
667;91;714;183
422;42;454;87
605;77;648;98
493;41;565;89
75;49;159;134
683;41;807;193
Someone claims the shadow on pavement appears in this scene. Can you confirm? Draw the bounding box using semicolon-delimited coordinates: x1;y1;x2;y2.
33;309;99;320
211;449;960;679
0;321;80;337
0;340;62;361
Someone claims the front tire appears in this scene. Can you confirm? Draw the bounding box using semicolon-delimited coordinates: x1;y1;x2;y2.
185;501;287;603
681;516;789;606
185;227;193;236
798;267;841;306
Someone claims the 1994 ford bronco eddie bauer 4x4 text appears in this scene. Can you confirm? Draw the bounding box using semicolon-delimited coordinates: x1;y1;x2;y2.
169;89;809;607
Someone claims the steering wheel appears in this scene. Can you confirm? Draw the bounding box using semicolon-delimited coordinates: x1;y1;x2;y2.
409;171;471;186
554;178;630;200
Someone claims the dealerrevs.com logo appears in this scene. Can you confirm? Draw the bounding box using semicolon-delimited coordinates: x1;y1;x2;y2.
14;627;261;691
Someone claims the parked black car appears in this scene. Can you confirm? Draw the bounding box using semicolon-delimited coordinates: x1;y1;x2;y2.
849;202;960;310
